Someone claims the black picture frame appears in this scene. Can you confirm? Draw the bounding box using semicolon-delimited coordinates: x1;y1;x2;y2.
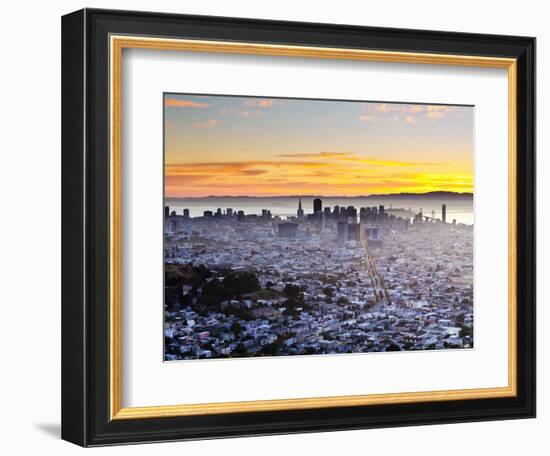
62;8;536;447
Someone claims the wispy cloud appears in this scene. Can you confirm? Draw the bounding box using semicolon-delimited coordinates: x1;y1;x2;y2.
166;161;329;176
359;103;470;125
218;98;277;118
192;119;220;128
427;105;449;120
358;114;378;123
277;152;351;159
221;108;264;118
278;151;442;168
243;99;274;108
165;98;210;108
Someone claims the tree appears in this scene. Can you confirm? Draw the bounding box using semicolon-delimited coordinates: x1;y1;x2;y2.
283;284;303;299
223;271;260;298
323;287;334;298
232;343;248;357
259;340;281;356
201;278;225;305
231;321;243;336
459;325;473;339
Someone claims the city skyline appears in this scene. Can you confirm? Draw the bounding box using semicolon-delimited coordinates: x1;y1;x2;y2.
165;94;474;198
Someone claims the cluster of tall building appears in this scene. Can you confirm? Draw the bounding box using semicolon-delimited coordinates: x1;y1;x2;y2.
165;199;451;247
291;198;410;245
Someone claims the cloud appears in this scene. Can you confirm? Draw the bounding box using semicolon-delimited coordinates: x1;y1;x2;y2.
165;98;210;108
240;169;268;176
276;151;442;167
357;103;471;125
193;119;220;128
358;114;378;123
243;99;274;108
278;152;439;167
166;161;329;177
376;103;395;113
238;110;263;118
404;105;424;114
427;106;449;120
277;152;351;159
220;108;263;118
164;159;470;198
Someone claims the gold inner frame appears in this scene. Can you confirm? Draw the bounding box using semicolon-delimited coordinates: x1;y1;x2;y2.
109;35;517;420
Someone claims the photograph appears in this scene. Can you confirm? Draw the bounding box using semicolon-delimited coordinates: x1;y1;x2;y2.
163;94;475;361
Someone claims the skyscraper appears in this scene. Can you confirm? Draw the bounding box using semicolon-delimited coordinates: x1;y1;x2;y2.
164;206;170;218
297;198;304;219
347;223;361;241
337;221;348;242
442;204;447;223
313;198;322;214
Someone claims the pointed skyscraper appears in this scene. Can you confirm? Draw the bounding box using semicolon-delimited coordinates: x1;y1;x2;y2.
297;197;304;219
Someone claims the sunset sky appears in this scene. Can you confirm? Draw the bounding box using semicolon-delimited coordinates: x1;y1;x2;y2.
164;94;473;197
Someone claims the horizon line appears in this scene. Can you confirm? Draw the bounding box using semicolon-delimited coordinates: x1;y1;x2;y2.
165;191;474;199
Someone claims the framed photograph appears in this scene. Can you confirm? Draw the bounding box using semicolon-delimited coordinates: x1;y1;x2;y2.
61;8;535;447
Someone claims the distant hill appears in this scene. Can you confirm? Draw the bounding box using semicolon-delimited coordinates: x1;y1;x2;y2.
168;191;473;200
361;191;473;199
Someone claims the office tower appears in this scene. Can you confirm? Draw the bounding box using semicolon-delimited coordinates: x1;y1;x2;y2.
170;211;176;217
359;208;367;224
347;223;361;241
216;208;222;217
237;210;245;221
297;197;304;219
324;207;331;218
164;206;170;218
313;198;322;214
442;204;447;223
345;206;357;223
183;208;190;218
379;205;385;216
278;222;298;238
365;226;383;248
365;207;372;222
365;226;379;240
203;210;213;217
337;221;348;242
226;208;233;217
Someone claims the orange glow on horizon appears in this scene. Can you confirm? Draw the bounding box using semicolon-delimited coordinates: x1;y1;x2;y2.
164;157;473;198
